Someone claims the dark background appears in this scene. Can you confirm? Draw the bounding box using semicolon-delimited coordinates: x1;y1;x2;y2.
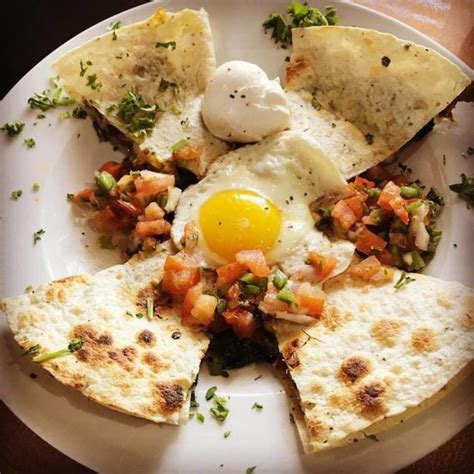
2;0;145;98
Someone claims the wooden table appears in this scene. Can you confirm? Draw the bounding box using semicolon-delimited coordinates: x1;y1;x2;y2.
1;1;473;472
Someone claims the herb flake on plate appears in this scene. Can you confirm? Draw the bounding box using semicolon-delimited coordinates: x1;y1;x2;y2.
33;228;45;245
33;337;84;363
210;395;229;422
1;121;25;136
24;137;36;148
449;174;474;204
10;190;23;200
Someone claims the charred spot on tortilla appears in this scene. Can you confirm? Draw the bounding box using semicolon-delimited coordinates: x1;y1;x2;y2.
355;380;388;417
155;382;185;413
370;318;403;347
137;329;156;347
282;343;301;369
411;327;437;353
339;355;371;384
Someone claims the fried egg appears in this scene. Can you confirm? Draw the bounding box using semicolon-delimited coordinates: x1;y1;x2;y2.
172;131;352;269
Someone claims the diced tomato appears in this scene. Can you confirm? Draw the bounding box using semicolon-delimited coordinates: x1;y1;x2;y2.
344;195;365;221
182;283;203;319
172;144;202;161
235;250;269;277
223;308;256;339
73;188;97;206
134;175;174;196
354;176;375;188
134;219;171;238
377;249;394;266
356;227;387;255
392;174;408;186
216;261;247;288
162;253;200;297
331;200;357;231
182;283;216;327
308;252;338;281
99;161;125;179
378;181;401;210
184;221;199;251
363;165;391;183
350;256;393;283
390;196;409;225
114;199;143;218
295;283;326;317
349;256;382;280
91;208;130;233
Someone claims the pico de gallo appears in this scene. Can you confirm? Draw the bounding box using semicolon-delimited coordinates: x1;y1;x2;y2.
315;164;444;272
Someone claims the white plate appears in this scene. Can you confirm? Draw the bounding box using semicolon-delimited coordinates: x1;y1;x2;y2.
1;1;473;472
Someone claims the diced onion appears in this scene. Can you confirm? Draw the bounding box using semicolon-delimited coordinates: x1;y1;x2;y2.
274;311;315;325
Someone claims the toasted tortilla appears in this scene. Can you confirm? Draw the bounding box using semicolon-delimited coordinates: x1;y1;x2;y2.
1;243;209;425
53;8;228;177
271;269;474;453
286;26;471;178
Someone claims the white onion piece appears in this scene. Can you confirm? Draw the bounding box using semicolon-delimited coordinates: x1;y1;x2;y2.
274;311;315;325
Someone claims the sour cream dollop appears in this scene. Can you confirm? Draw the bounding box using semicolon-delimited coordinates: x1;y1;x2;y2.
201;61;290;143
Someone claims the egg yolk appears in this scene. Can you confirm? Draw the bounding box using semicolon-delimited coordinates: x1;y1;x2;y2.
199;189;281;262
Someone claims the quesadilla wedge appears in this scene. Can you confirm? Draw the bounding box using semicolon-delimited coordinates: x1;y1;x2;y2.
53;8;228;177
1;242;209;425
270;268;473;453
286;26;471;179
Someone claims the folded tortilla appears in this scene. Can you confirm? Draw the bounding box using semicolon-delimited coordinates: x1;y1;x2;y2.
53;8;228;177
286;26;471;179
1;243;209;425
271;269;473;453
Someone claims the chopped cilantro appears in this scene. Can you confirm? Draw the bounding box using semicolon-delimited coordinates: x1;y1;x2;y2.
210;395;229;422
381;56;391;67
28;88;75;111
449;174;474;204
205;386;217;401
22;344;41;356
66;193;74;201
114;90;162;139
426;187;444;206
196;412;205;423
86;74;102;91
394;271;415;290
33;337;84;363
98;235;116;250
32;183;40;191
80;59;93;77
24;137;36;148
37;114;46;119
10;190;23;200
135;312;144;319
246;467;257;474
159;78;179;92
72;107;87;119
1;121;25;136
108;21;121;41
33;228;45;245
224;431;231;438
251;402;263;410
311;96;320;110
25;285;33;292
190;390;199;408
146;297;154;321
170;138;190;152
156;41;176;50
263;1;338;47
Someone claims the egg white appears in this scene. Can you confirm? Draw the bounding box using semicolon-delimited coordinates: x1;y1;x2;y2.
171;131;350;268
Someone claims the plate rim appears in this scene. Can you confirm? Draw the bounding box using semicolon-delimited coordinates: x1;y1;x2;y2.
0;1;472;472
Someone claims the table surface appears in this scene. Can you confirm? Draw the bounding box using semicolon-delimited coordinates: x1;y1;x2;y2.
1;0;473;472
